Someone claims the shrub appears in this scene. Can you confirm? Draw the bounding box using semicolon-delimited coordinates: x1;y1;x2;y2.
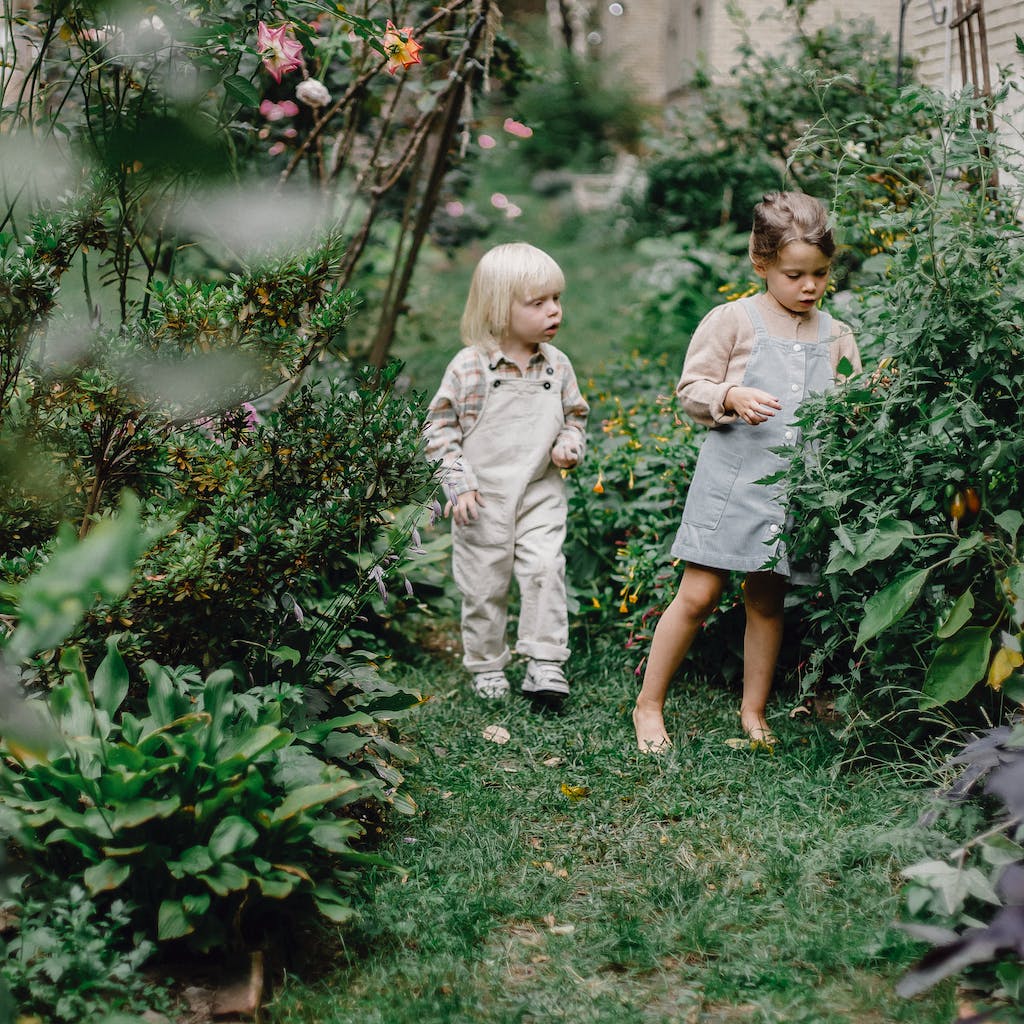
0;885;170;1023
781;83;1024;722
511;51;648;172
0;498;420;954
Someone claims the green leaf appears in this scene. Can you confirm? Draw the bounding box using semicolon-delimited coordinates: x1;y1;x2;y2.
6;493;166;662
93;637;129;720
856;567;930;647
996;509;1024;544
199;862;251;896
270;779;361;824
270;646;301;666
110;796;180;831
208;815;259;860
223;74;261;107
921;627;993;708
158;899;195;940
83;858;130;894
836;356;854;377
937;589;975;639
826;518;916;575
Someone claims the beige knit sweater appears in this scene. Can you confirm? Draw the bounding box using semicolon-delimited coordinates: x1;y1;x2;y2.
677;292;862;427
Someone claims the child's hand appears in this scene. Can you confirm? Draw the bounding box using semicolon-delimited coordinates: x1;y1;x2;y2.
724;386;782;425
445;489;485;526
551;440;580;469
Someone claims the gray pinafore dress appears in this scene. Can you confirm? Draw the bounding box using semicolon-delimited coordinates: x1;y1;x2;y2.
670;297;834;580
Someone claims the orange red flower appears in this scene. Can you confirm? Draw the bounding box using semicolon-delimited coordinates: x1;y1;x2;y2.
382;20;422;74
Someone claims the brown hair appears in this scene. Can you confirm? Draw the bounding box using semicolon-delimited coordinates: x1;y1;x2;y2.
749;191;835;268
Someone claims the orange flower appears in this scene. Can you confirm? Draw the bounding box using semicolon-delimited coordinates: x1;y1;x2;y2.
382;20;422;74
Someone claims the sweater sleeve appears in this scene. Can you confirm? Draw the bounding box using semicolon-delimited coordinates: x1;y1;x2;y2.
676;303;745;427
423;353;479;498
555;354;589;461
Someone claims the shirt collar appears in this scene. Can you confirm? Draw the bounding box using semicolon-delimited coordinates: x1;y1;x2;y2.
489;344;550;370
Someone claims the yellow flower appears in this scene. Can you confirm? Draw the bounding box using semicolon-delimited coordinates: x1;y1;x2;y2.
593;473;604;495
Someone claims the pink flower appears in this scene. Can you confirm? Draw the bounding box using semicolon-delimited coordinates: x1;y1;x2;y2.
382;20;422;75
490;192;508;209
478;134;496;150
257;21;304;83
259;98;299;121
445;200;465;217
268;141;286;156
503;117;533;139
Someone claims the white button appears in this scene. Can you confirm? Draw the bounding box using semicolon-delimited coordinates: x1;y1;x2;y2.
769;524;781;534
793;344;802;352
784;430;794;440
791;384;799;392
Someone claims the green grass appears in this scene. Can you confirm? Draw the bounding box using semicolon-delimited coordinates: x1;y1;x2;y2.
264;637;957;1023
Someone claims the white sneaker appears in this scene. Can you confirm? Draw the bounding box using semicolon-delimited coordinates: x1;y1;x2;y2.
522;660;570;702
473;670;510;699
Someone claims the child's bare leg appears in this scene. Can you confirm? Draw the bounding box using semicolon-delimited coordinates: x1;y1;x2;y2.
634;564;726;752
740;571;787;742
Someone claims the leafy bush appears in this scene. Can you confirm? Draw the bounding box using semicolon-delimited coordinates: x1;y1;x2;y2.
511;52;648;172
627;226;754;359
0;885;169;1024
638;13;935;279
628;150;782;237
0;497;420;955
897;703;1024;1016
781;83;1024;722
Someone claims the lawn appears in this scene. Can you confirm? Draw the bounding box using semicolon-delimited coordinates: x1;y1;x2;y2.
264;637;957;1023
259;100;963;1024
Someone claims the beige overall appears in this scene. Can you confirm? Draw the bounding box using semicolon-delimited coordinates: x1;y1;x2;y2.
452;353;570;673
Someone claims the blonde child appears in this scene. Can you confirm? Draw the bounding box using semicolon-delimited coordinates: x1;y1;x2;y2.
425;243;589;703
633;191;862;752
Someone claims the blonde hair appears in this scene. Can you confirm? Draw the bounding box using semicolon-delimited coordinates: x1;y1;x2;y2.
461;243;565;351
749;191;836;267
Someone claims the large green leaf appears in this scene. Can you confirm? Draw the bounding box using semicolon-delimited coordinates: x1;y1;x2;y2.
199;862;251;896
158;899;195;940
856;567;930;648
270;779;361;824
92;637;130;721
936;589;975;639
83;858;130;894
921;627;993;708
5;493;165;662
209;815;259;860
110;796;181;831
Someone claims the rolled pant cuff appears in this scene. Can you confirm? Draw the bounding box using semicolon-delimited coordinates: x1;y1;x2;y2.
462;647;512;674
516;641;570;663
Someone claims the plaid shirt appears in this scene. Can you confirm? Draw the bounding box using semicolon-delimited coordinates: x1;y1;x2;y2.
424;343;589;497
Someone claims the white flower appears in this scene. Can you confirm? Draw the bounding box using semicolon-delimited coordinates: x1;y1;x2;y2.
295;78;331;109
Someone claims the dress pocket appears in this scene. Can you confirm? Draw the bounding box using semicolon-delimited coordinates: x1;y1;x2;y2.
680;446;743;531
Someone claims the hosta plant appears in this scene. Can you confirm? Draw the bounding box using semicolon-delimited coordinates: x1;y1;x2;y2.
0;494;419;954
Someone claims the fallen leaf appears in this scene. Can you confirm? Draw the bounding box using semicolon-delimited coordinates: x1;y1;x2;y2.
560;782;589;801
483;725;510;744
543;756;563;767
548;922;576;936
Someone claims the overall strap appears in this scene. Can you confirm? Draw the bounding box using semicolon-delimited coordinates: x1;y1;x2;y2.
740;297;770;342
816;309;833;344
